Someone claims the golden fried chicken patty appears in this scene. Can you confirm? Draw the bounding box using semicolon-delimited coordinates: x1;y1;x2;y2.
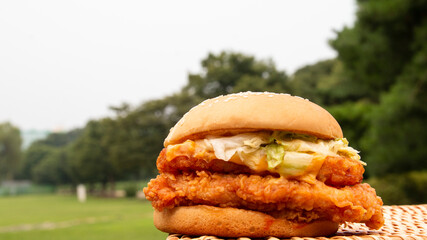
157;142;365;187
144;171;384;229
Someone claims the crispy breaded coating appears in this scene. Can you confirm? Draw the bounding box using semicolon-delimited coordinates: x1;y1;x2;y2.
157;148;364;187
143;171;384;229
317;156;365;186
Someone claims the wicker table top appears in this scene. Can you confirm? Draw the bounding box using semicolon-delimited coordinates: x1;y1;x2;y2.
167;205;427;240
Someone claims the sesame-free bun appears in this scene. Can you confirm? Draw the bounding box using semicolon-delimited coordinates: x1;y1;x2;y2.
164;92;343;146
154;205;339;238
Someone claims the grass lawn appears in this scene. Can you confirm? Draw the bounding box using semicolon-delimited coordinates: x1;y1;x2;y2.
0;194;168;240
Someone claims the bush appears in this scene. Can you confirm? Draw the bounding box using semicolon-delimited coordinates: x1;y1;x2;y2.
366;175;411;205
405;171;427;203
0;184;55;196
366;171;427;205
123;183;138;198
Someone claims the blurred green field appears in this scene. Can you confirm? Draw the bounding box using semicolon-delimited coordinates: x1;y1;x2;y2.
0;194;168;240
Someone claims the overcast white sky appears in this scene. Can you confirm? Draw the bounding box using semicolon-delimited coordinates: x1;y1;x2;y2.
0;0;356;131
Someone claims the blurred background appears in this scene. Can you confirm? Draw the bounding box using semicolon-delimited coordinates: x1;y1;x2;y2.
1;0;427;239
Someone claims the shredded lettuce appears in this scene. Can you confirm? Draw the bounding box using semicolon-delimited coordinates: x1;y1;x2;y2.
266;143;315;176
279;152;314;176
203;131;364;176
205;133;268;161
265;143;285;169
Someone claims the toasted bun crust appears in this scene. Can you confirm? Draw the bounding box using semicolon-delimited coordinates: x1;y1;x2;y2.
154;205;339;238
165;92;343;146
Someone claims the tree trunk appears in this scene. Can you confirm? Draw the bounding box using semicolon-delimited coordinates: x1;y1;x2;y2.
101;180;107;196
109;176;115;197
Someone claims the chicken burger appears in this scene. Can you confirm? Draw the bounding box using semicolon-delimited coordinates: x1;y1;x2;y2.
144;92;384;238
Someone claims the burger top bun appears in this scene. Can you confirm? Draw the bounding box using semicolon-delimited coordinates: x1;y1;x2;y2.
164;92;343;146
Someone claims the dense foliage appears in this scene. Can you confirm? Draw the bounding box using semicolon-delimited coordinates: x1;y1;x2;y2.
17;129;82;185
331;0;427;177
0;122;22;181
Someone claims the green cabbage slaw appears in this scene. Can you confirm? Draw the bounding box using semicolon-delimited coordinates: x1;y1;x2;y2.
200;131;363;177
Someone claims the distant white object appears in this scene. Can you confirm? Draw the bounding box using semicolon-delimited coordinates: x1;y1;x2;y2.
136;190;145;200
114;190;126;198
77;184;86;203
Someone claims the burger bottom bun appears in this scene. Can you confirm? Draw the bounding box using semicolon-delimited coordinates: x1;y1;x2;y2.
153;205;339;238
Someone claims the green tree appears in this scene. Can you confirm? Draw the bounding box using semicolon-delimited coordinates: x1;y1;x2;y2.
331;0;427;176
37;129;83;148
18;128;82;184
183;51;290;99
290;59;371;105
0;122;22;181
330;0;427;101
361;43;427;176
19;143;55;180
32;148;71;185
69;120;114;189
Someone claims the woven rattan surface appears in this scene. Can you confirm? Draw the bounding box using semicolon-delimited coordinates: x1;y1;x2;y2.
166;205;427;240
